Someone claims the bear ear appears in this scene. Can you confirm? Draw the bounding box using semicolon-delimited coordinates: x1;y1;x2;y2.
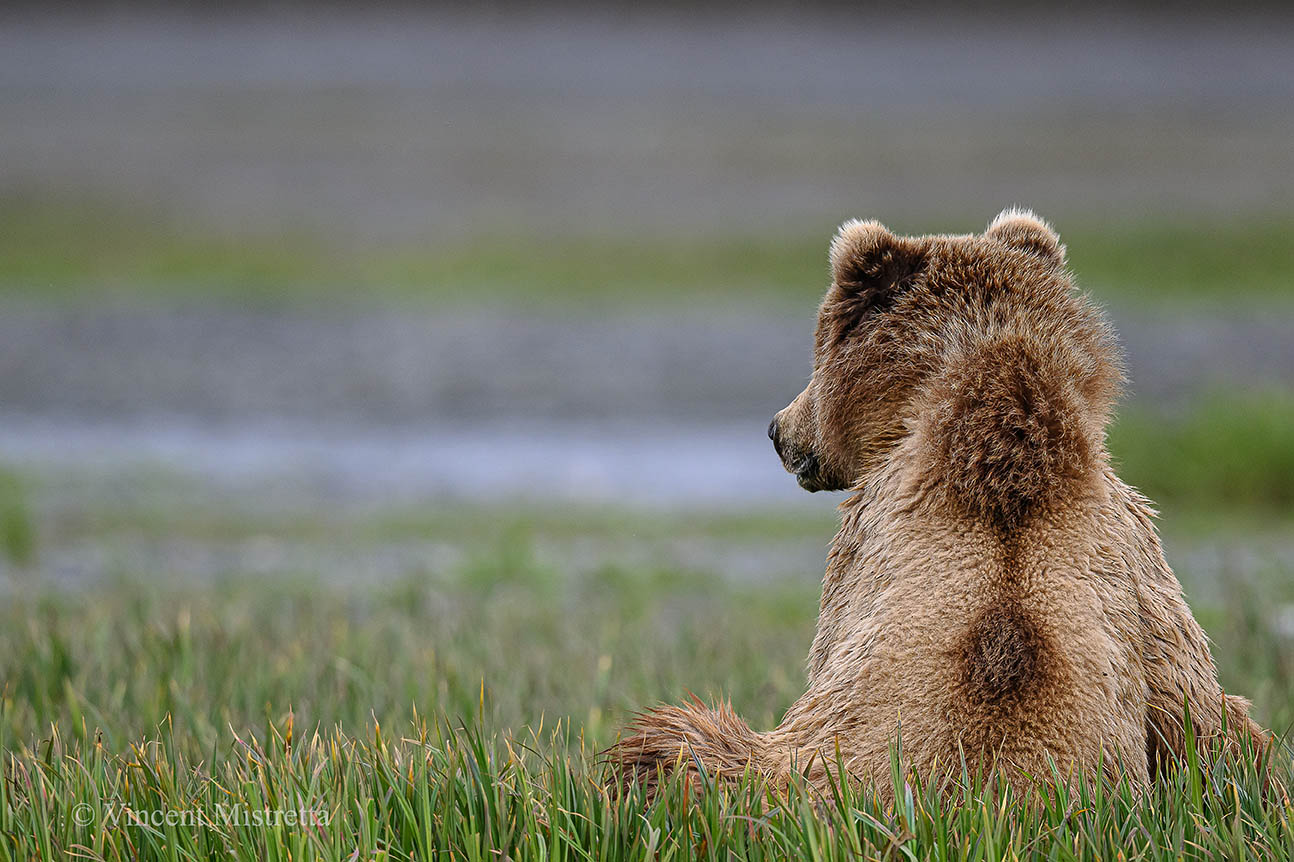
829;219;924;294
985;208;1065;266
824;220;926;341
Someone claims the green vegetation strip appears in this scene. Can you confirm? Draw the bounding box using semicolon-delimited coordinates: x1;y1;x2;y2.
2;198;1290;308
1111;391;1294;511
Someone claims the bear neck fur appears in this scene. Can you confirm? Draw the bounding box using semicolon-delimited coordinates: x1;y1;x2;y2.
880;290;1124;537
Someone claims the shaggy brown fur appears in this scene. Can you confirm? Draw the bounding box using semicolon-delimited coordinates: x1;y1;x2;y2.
609;209;1267;800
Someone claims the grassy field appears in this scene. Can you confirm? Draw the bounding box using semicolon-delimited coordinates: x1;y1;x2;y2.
0;543;1288;854
1;536;1292;859
2;194;1293;856
2;197;1292;309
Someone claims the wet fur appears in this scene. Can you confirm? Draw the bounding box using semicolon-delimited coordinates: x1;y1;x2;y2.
609;210;1267;800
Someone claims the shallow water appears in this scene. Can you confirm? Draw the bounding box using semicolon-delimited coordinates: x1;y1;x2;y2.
0;417;816;510
1;306;1291;509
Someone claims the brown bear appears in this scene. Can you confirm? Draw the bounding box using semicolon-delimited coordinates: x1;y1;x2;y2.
610;209;1267;800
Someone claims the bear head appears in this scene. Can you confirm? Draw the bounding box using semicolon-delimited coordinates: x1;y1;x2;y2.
769;209;1121;511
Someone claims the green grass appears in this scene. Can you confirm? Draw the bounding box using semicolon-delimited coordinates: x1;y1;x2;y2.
2;196;1291;309
1110;392;1294;512
4;711;1287;861
0;470;36;570
2;536;1291;859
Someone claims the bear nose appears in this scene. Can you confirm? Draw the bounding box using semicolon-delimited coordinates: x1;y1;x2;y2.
768;417;784;458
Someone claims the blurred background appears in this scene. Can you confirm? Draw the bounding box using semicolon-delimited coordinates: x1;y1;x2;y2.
0;4;1292;736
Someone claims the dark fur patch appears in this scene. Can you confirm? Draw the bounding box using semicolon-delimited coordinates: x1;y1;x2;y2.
929;336;1095;535
960;604;1047;707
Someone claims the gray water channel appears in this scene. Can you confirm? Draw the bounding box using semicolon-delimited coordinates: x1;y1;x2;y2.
1;306;1291;510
